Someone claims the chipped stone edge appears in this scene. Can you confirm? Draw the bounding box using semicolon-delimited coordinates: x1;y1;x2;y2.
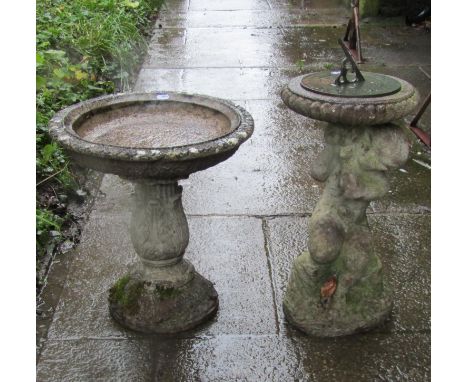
48;91;254;162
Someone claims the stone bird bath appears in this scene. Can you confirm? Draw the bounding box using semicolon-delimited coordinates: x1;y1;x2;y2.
281;46;419;336
49;92;254;333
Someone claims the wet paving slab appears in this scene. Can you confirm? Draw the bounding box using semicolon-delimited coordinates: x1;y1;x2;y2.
144;27;338;69
183;99;324;216
157;9;349;29
185;99;430;216
37;339;154;382
162;0;189;12
270;0;346;8
37;332;429;382
293;331;430;381
135;67;297;99
153;332;431;381
145;24;429;69
38;177;430;379
371;144;431;214
151;335;302;381
38;0;430;380
44;211;277;340
148;28;187;46
189;0;271;11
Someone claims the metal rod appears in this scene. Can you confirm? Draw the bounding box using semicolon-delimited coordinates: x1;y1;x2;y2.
409;93;431;148
410;93;431;127
342;0;363;63
409;127;431;147
353;6;363;63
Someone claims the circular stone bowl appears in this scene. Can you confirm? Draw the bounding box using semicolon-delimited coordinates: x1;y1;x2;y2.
49;92;254;179
281;72;419;126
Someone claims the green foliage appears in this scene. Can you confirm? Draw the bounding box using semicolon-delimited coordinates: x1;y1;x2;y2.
36;0;165;265
36;208;64;259
296;59;305;72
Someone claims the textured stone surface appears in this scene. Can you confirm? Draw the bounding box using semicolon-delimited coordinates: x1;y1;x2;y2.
281;56;421;336
282;73;419;126
295;331;431;381
37;0;430;379
281;125;411;334
152;335;301;381
266;214;430;333
46;213;136;340
185;216;278;336
49;92;254;179
36;339;153;382
109;271;219;333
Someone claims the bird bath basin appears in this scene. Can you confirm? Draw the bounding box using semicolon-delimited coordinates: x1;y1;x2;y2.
49;92;254;333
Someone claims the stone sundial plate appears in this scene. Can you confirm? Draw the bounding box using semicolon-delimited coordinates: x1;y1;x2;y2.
301;71;402;98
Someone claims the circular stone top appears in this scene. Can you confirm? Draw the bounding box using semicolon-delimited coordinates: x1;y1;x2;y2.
49;92;254;179
281;71;419;126
301;71;401;98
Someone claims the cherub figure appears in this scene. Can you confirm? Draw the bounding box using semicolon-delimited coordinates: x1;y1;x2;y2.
283;123;410;336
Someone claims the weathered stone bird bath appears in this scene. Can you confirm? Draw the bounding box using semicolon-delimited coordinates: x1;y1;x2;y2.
49;92;254;333
281;48;419;336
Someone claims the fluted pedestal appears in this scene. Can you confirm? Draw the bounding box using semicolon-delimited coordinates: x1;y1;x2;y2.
109;180;218;333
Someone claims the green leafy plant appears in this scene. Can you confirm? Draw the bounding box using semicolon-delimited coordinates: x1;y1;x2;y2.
36;208;63;259
296;59;305;72
36;0;165;276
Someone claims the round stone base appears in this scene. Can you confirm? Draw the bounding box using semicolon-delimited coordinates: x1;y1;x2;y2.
283;291;392;337
109;271;218;333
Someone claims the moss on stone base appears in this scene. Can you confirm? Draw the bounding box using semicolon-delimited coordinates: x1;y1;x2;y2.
154;285;182;300
109;275;144;316
109;271;219;333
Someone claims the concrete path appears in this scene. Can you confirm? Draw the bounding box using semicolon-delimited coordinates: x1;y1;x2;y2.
37;1;431;380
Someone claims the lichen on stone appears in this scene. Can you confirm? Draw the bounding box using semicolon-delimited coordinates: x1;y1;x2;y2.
283;123;408;336
154;285;182;300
